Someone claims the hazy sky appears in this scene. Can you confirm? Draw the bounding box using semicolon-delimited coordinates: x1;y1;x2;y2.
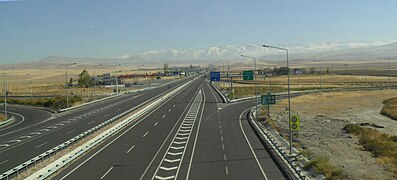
0;0;396;63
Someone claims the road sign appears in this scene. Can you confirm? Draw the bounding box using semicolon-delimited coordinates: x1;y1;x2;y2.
261;93;276;105
210;72;221;81
290;115;300;131
243;70;254;81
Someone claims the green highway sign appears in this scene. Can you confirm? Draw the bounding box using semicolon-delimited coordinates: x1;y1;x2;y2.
243;70;254;81
261;93;276;105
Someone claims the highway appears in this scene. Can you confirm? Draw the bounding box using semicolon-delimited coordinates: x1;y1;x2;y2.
56;76;286;180
0;75;196;174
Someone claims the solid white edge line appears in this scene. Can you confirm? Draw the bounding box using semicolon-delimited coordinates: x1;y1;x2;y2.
239;108;269;180
186;83;207;180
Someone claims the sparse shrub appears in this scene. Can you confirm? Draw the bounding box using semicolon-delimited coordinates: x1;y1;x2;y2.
343;124;361;135
304;155;344;179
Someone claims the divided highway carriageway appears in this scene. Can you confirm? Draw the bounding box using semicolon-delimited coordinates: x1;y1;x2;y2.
53;75;286;180
0;75;196;176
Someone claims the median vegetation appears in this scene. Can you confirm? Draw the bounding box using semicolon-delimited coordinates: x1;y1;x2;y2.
0;96;83;110
343;124;397;175
380;97;397;120
303;155;344;179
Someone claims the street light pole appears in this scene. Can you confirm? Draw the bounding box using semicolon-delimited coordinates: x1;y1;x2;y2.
65;63;76;108
263;44;293;154
313;60;322;91
259;59;272;117
241;55;258;123
2;66;15;119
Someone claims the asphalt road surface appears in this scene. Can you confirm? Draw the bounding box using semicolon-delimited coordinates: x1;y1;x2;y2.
56;76;286;180
0;75;196;174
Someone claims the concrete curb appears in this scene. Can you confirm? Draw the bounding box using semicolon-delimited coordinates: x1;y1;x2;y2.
210;82;228;103
0;116;14;127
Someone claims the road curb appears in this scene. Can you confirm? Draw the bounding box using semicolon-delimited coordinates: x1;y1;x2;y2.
0;116;14;127
210;82;228;103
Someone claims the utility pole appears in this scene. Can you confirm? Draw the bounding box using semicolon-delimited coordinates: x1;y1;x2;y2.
2;66;15;119
93;64;102;97
313;60;322;91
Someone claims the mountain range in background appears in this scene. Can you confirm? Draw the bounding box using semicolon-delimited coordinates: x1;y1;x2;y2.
6;41;397;68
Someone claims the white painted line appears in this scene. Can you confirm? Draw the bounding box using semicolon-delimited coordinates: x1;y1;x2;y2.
168;109;171;112
88;120;95;125
173;105;176;108
155;175;175;180
127;145;135;153
164;159;180;163
221;136;224;142
167;152;183;156
100;166;113;179
162;115;166;118
0;160;8;165
219;125;222;129
220;130;223;135
8;140;21;143
143;131;149;137
66;129;76;135
160;166;178;171
154;122;159;126
116;109;121;112
223;154;227;161
219;121;221;124
239;109;269;180
222;144;225;150
104;114;110;117
35;142;48;149
225;166;229;175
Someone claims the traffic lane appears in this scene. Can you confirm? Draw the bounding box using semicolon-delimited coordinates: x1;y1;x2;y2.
0;77;198;173
0;105;52;133
223;101;286;179
188;80;231;179
56;78;204;180
0;88;184;173
0;75;194;146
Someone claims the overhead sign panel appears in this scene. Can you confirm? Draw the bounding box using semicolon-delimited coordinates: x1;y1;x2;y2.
243;70;254;81
210;72;221;81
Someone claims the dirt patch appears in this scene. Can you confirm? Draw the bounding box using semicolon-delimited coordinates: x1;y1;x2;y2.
270;90;397;179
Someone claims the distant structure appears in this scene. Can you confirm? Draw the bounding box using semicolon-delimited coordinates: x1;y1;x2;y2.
292;68;303;76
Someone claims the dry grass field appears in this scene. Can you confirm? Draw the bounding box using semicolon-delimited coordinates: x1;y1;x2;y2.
0;114;5;121
0;66;163;96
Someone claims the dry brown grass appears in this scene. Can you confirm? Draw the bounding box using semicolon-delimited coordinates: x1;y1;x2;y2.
381;98;397;120
344;124;397;176
0;114;5;121
0;67;164;96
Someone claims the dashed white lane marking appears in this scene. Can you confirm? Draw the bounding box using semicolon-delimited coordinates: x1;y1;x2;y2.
225;166;229;175
104;114;110;117
35;142;48;149
220;130;223;135
168;109;171;112
221;136;224;142
100;166;113;179
127;145;135;154
116;109;121;112
222;144;225;150
66;129;76;135
88;120;95;124
173;105;176;108
162;115;166;118
0;160;8;165
223;154;227;161
154;122;159;126
143;131;149;137
219;121;221;124
219;125;222;129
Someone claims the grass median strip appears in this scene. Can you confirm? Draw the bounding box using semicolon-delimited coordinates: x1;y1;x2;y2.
380;97;397;120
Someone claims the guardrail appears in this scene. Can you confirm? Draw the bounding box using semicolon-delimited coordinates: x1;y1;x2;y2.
248;107;310;180
210;82;228;103
0;75;200;180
